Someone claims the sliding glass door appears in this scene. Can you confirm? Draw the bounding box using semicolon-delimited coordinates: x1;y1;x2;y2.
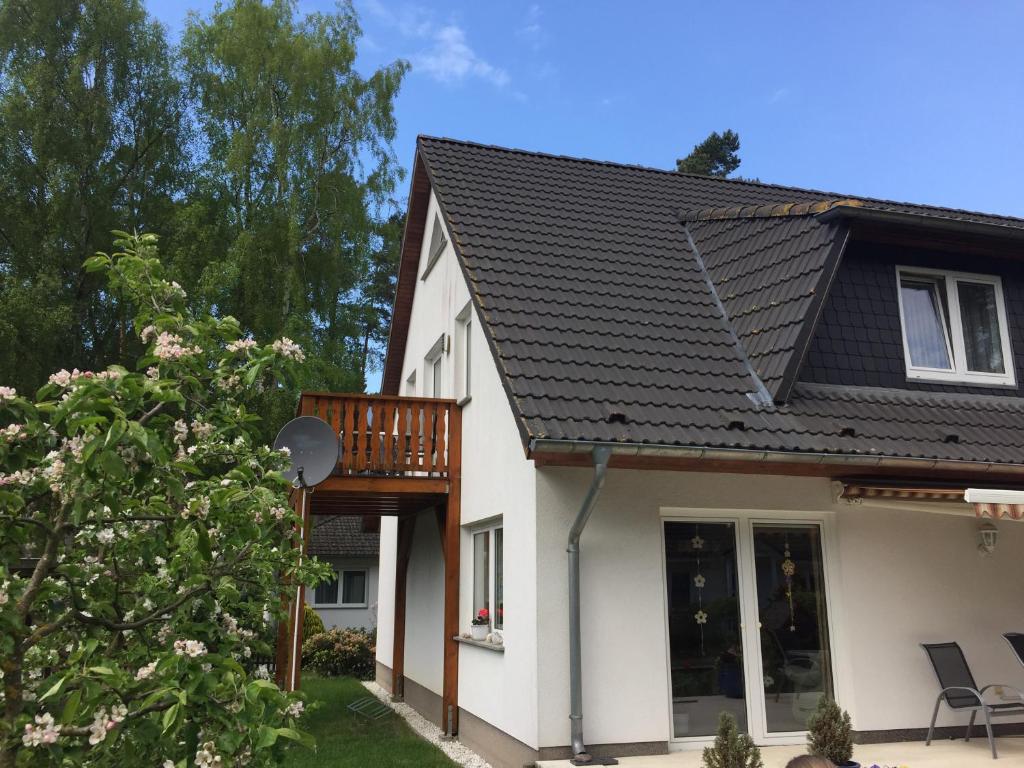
664;521;746;738
752;524;833;734
663;517;835;744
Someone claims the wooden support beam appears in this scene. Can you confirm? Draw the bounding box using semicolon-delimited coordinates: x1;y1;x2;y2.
441;406;462;734
391;515;417;699
275;489;310;691
316;475;449;495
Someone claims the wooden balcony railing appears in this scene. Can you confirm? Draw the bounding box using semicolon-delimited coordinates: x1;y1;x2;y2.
298;392;458;478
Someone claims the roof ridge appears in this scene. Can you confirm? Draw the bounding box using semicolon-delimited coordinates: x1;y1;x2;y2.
681;199;865;223
417;134;1024;224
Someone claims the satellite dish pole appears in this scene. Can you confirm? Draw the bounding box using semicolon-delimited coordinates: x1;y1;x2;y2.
272;415;340;689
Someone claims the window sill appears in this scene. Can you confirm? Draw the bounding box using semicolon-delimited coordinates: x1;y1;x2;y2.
457;395;472;407
453;636;505;653
311;604;368;610
905;372;1017;389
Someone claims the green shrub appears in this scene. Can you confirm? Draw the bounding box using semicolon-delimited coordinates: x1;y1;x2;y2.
302;628;376;679
807;696;853;765
702;712;763;768
304;604;325;639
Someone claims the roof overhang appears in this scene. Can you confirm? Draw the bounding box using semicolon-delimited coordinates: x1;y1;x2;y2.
530;438;1024;480
381;151;433;395
816;205;1024;243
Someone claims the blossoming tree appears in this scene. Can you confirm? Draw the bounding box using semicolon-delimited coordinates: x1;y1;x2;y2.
0;233;329;767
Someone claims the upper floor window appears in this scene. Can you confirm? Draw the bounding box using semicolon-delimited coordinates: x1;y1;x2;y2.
896;266;1014;386
421;214;447;280
424;334;445;397
455;303;473;403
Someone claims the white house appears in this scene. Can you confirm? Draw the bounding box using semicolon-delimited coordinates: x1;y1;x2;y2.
305;514;379;631
365;136;1024;767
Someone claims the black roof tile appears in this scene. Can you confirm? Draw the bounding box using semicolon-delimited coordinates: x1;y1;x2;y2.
308;516;379;558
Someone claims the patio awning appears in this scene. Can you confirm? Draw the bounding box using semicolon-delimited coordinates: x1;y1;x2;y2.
965;488;1024;521
839;481;1024;520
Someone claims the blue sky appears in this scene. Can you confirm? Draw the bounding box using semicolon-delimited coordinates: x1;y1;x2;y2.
148;1;1024;217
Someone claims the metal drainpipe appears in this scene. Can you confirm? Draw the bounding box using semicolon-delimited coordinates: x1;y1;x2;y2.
567;446;613;764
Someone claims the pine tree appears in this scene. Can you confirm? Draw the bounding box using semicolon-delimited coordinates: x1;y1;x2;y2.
807;696;854;765
677;130;742;177
702;712;764;768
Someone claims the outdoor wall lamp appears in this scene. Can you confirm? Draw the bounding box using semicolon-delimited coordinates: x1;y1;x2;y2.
978;522;999;556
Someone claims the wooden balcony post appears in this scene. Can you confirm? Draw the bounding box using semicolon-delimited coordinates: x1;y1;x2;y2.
441;405;462;733
391;515;416;699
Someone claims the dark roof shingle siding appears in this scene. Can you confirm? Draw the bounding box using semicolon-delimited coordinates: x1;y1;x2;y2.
417;136;1024;467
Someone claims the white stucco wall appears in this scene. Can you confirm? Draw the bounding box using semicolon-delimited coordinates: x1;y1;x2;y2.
305;557;378;631
535;467;1024;748
377;516;396;669
836;503;1024;731
404;507;446;694
374;189;539;747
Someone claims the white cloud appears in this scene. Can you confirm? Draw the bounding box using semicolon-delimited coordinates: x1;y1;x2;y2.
517;4;543;50
414;25;510;88
769;87;790;104
360;2;510;89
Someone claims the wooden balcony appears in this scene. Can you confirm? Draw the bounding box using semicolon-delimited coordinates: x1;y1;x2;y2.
296;392;461;516
279;391;463;732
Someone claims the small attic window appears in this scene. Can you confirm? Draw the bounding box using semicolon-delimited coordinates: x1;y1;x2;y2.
422;214;448;280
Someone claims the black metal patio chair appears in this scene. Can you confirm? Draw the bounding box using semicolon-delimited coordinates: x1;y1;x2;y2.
1004;633;1024;667
922;641;1024;759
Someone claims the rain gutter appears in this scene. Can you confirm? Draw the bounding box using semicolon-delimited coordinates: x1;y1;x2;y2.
529;438;1024;477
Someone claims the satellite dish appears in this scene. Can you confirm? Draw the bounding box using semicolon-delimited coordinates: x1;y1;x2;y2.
273;416;339;488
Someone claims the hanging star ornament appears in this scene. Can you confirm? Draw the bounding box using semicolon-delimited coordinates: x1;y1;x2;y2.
691;534;705;550
693;574;706;588
694;610;708;625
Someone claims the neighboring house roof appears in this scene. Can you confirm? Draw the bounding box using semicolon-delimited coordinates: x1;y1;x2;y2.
308;515;379;558
384;136;1024;471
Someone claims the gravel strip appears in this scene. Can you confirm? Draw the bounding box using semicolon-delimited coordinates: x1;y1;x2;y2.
362;681;493;768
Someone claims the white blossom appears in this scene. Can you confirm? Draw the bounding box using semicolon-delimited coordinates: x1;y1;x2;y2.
173;639;207;658
22;711;61;747
271;337;305;362
195;741;222;768
0;386;16;401
1;423;26;440
135;661;158;681
87;704;124;745
226;338;257;353
286;700;304;718
96;528;115;545
153;332;200;361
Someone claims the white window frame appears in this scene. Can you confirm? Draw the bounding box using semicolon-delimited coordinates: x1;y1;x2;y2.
424;334;445;397
455;303;473;404
895;266;1015;386
313;568;369;608
471;519;504;631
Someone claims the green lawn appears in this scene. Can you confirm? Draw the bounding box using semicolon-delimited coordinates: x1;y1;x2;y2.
283;676;457;768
